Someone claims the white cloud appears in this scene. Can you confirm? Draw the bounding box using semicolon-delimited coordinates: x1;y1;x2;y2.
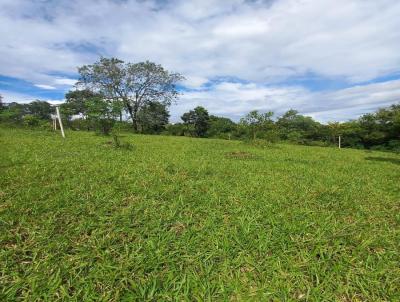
171;79;400;123
305;80;400;121
1;0;399;83
34;84;56;90
54;78;77;86
0;0;400;121
183;76;209;89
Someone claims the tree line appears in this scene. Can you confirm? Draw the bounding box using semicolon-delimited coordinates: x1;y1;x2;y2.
1;96;399;151
0;57;399;151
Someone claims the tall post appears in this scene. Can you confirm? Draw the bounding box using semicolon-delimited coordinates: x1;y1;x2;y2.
55;106;65;138
338;135;341;149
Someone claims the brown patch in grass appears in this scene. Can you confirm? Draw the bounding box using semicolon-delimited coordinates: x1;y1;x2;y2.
239;265;254;273
170;222;186;235
225;151;256;160
121;195;140;206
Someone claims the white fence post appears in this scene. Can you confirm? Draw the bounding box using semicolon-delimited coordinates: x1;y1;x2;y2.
55;106;65;138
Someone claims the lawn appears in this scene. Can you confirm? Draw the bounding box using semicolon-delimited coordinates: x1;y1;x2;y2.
0;127;399;301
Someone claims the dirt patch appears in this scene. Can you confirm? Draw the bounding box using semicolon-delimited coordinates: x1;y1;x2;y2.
225;151;257;160
170;222;186;235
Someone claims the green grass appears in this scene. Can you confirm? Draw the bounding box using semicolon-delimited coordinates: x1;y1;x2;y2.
1;127;399;301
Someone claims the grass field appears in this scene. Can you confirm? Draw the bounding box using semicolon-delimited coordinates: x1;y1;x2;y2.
1;127;399;301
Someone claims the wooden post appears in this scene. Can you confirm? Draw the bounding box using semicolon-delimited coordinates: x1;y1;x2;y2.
338;135;341;149
55;106;65;138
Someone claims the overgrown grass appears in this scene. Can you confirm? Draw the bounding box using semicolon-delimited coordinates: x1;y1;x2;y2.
1;127;399;301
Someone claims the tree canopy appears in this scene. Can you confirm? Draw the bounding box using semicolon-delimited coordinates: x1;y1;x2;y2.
240;110;274;140
77;57;184;131
181;106;210;137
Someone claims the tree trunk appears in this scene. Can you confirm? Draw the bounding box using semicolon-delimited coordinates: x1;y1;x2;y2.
133;105;139;132
126;103;136;131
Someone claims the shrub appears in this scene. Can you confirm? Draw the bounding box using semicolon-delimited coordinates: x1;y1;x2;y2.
263;130;280;143
22;115;41;127
110;126;134;150
286;131;306;144
68;118;91;131
387;140;400;152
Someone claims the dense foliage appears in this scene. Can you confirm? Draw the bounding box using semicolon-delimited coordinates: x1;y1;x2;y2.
181;106;210;137
176;105;400;151
77;57;184;131
0;92;398;150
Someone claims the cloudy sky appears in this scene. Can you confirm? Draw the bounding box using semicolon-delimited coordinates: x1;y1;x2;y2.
1;0;400;122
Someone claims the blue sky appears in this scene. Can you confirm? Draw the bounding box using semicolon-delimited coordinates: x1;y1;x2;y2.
1;0;400;122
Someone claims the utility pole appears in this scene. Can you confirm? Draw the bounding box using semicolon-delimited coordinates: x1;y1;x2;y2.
55;106;65;138
338;135;341;149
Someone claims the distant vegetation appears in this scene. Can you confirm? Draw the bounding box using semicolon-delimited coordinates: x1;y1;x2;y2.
1;97;399;151
0;57;399;151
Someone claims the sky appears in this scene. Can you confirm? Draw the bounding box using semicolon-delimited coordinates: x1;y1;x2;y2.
1;0;400;122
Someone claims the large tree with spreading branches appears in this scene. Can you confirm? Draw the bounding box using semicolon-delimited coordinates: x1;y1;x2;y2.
77;57;184;131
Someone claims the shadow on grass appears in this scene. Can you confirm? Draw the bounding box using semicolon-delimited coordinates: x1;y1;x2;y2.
365;157;400;165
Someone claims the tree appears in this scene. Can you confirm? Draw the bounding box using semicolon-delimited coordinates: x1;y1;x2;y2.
339;121;363;148
327;122;343;145
166;123;186;136
61;90;110;130
22;114;41;127
2;102;27;122
240;110;274;140
86;95;121;135
26;100;52;120
77;57;184;132
207;115;236;138
181;106;210;137
277;109;322;143
374;104;400;141
356;105;400;149
64;89;101;118
137;101;169;134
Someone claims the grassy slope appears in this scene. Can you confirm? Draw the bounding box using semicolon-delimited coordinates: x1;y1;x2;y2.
0;128;399;301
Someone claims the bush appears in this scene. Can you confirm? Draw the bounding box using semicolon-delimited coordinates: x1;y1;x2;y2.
387;140;400;152
111;134;133;150
263;130;280;143
165;123;185;136
90;118;115;135
22;115;41;127
370;145;388;151
68;118;91;131
113;121;133;132
286;131;306;144
110;126;134;150
0;108;24;124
